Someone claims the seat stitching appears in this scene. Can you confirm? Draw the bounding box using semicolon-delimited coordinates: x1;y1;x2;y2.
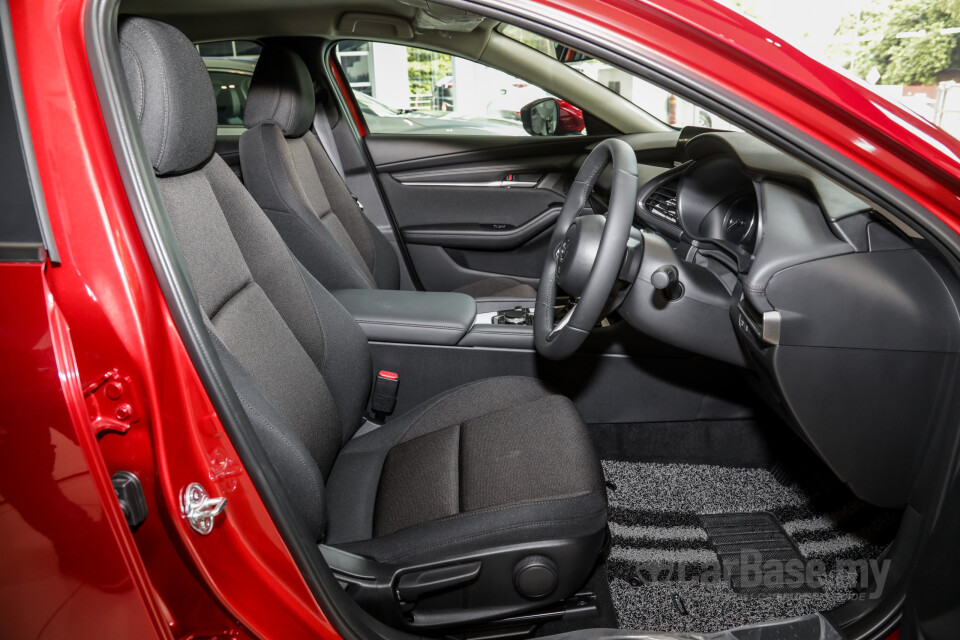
119;41;146;121
316;215;376;286
291;257;328;371
130;22;171;168
205;329;325;511
208;279;255;322
391;376;549;446
243;139;332;370
261;132;374;287
264;208;375;288
258;125;309;217
268;64;282;131
302;135;378;281
238;394;325;510
307;135;378;275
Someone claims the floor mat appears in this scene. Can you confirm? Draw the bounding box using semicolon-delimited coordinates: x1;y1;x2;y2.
700;512;821;595
603;461;900;633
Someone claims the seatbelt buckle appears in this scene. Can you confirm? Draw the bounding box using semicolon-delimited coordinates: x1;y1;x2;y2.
371;370;399;419
352;195;364;212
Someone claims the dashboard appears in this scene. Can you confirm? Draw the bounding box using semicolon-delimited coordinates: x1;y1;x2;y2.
602;130;960;509
641;155;758;250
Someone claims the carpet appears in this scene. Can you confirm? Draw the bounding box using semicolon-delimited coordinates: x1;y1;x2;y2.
602;461;899;633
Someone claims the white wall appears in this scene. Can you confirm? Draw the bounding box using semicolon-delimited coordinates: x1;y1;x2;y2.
370;42;409;109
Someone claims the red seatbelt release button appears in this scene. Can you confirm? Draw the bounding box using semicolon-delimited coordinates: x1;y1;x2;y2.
372;371;399;417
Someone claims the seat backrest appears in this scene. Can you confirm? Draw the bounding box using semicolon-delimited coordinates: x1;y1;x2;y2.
239;46;400;292
118;16;372;541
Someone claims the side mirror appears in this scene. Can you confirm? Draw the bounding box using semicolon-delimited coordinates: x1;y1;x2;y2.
520;98;585;136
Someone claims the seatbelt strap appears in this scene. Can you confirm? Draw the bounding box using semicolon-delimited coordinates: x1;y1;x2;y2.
312;99;365;212
312;100;346;180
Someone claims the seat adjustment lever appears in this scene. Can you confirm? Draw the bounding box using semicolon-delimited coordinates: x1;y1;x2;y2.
396;561;482;603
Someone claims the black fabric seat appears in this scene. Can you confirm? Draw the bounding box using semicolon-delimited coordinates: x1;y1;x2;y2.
118;17;605;630
325;377;606;564
238;46;537;299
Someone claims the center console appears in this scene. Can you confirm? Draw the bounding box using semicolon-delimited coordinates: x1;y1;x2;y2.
333;289;537;349
475;305;535;326
332;289;478;346
332;287;757;428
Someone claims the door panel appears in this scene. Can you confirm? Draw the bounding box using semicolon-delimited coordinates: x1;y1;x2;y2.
380;176;563;228
399;207;560;250
366;133;601;290
365;133;606;170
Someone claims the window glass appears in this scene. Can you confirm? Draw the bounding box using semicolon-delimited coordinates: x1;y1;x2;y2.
499;24;736;131
335;40;577;136
197;41;234;57
198;41;261;126
208;70;253;125
713;0;960;141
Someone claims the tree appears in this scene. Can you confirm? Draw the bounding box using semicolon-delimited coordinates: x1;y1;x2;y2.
407;48;451;108
833;0;960;85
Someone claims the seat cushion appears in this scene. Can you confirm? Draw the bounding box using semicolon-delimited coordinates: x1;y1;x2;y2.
325;376;606;564
454;277;537;299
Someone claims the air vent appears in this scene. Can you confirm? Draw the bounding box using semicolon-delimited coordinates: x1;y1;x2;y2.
644;179;679;223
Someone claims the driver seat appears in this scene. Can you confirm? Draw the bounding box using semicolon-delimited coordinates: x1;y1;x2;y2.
238;45;537;299
118;17;606;630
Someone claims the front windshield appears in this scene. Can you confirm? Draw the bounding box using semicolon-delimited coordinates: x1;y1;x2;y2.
498;24;737;131
714;0;960;142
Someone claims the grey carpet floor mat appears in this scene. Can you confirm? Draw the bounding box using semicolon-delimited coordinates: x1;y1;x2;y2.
603;461;900;633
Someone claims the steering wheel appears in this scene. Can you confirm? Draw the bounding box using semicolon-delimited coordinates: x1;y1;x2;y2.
535;138;639;360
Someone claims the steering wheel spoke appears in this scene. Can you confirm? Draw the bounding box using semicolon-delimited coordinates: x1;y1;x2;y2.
546;302;577;342
534;139;639;360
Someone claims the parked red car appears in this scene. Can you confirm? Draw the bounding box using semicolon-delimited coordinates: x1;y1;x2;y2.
2;0;958;639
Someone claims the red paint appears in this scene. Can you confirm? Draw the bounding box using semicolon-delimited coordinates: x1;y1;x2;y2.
0;264;163;639
329;52;367;137
5;0;337;637
3;0;956;637
557;99;586;133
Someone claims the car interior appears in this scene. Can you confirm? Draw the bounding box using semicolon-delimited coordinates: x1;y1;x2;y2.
101;0;960;638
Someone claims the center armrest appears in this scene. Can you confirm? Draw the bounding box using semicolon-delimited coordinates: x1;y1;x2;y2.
332;289;477;346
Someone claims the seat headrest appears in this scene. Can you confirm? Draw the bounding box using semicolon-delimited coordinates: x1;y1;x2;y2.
243;46;315;138
118;17;216;176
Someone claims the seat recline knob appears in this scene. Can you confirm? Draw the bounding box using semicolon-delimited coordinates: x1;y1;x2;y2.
514;555;558;599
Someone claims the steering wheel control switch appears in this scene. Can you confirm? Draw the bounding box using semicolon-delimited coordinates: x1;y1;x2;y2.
493;306;534;325
372;371;400;419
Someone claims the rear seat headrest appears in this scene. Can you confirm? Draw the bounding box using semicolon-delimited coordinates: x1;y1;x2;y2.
118;16;217;176
243;46;315;138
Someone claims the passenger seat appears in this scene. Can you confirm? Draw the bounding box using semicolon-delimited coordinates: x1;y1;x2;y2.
118;17;604;629
238;46;537;299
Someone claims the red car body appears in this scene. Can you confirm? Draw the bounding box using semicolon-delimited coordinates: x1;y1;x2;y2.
2;0;956;637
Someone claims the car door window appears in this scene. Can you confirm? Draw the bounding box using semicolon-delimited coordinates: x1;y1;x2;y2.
335;40;576;136
198;41;261;126
499;24;735;131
